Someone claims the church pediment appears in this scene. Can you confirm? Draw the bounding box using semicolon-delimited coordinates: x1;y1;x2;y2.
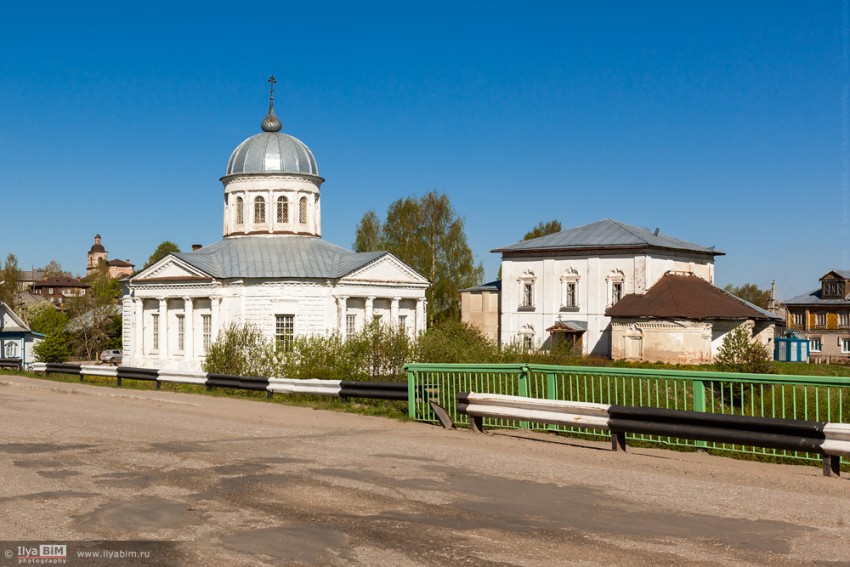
131;255;214;283
341;254;429;286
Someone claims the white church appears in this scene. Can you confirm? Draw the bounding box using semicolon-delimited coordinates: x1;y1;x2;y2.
122;78;429;370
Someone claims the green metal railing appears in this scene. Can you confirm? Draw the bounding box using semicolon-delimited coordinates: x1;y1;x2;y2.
406;363;850;464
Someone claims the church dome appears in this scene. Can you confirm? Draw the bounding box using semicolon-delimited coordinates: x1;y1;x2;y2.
224;77;319;178
225;131;318;177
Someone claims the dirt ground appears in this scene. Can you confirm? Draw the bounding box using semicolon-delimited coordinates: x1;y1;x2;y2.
0;374;848;566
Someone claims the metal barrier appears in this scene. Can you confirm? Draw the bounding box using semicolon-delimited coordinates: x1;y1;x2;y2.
455;391;850;477
29;363;403;402
408;363;850;465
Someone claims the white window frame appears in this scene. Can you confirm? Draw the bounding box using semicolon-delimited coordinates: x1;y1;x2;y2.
235;197;244;225
810;337;823;352
839;313;849;327
299;197;308;224
254;196;266;224
843;338;850;353
202;314;211;352
346;313;356;337
606;270;626;307
151;313;159;352
517;270;536;310
792;312;805;328
275;314;295;351
815;312;827;327
176;314;185;352
560;268;580;309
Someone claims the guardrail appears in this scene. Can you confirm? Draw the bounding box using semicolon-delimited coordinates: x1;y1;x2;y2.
456;392;850;477
407;363;850;466
30;362;406;401
0;358;23;370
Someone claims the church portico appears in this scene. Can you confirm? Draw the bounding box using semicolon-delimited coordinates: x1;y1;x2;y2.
123;77;428;371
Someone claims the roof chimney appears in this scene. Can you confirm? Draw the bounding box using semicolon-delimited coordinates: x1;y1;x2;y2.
653;228;660;236
192;244;202;251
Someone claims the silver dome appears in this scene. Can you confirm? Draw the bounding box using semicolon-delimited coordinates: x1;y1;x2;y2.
225;131;319;177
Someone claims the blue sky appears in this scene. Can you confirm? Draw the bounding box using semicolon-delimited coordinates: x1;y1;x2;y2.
0;2;844;301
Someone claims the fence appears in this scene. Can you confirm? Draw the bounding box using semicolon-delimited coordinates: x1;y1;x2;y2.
406;363;850;465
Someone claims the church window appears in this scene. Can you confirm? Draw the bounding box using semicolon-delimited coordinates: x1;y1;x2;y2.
606;270;625;307
398;315;407;331
254;197;266;224
275;314;295;352
517;270;536;310
202;315;211;352
277;196;288;223
612;282;623;305
176;315;185;351
152;313;159;351
235;197;244;225
299;197;307;224
346;314;356;337
565;282;577;307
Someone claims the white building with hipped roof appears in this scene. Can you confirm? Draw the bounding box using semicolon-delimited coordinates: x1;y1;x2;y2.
123;78;429;370
491;219;723;356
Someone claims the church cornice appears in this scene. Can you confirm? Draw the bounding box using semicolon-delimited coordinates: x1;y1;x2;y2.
220;172;325;185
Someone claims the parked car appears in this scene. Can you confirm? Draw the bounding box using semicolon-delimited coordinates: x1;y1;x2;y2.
100;349;122;365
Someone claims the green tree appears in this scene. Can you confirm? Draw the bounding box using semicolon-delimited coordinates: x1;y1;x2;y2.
723;283;771;309
714;324;772;374
145;241;181;269
38;260;64;278
523;219;562;241
65;266;123;360
23;302;68;336
355;191;484;324
353;210;384;252
0;253;20;308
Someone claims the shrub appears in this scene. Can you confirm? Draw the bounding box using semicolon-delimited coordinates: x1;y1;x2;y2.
417;320;499;363
203;323;281;377
715;324;773;374
33;334;70;363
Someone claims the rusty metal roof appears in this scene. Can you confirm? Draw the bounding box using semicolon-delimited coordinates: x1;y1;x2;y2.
606;273;780;321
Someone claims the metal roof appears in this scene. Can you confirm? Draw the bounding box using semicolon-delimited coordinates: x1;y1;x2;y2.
606;273;780;321
784;288;850;306
461;280;502;293
173;236;388;280
492;219;722;256
225;132;319;178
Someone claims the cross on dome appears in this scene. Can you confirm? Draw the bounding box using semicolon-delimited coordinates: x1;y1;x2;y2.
261;74;282;132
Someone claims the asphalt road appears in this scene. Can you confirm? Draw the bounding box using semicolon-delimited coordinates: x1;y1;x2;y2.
1;374;848;566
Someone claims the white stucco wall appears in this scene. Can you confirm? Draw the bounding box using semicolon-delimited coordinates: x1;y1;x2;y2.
499;251;715;355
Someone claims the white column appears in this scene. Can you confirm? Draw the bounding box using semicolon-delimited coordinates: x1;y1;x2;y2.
336;296;348;339
365;296;374;323
415;298;426;333
211;296;221;343
134;298;144;357
391;297;400;327
268;190;274;233
183;297;194;361
158;298;168;359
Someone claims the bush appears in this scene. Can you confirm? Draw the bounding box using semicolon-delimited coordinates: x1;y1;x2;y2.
33;334;70;363
715;325;773;374
417;320;499;363
202;323;281;377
